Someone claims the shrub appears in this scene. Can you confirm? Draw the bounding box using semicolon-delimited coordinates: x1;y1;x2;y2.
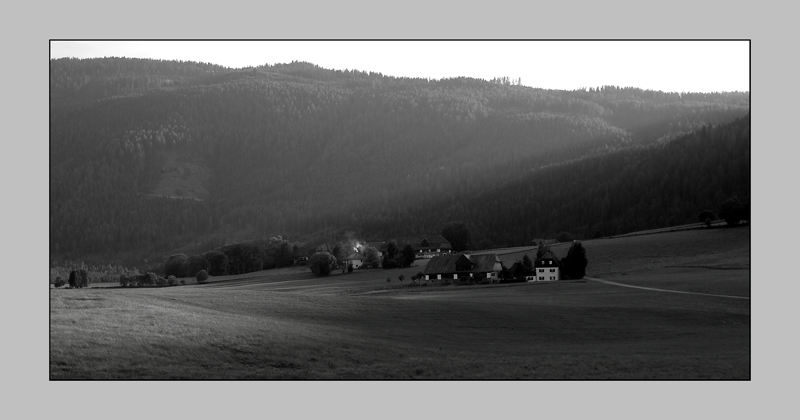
77;269;90;288
53;277;65;288
180;279;186;285
119;274;131;287
167;275;177;286
195;269;209;283
68;269;90;288
138;272;156;286
698;210;716;227
719;197;746;226
155;276;168;287
309;252;337;277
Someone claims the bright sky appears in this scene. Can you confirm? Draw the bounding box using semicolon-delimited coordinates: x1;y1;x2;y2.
50;40;749;93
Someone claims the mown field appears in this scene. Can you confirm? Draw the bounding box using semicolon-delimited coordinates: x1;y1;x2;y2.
50;226;750;379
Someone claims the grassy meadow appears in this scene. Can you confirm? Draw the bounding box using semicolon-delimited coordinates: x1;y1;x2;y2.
50;226;750;379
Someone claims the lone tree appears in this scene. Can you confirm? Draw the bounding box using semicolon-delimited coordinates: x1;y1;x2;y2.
310;252;337;277
382;241;400;269
401;244;416;267
719;196;746;226
561;241;588;279
521;254;534;276
442;222;471;252
698;210;716;228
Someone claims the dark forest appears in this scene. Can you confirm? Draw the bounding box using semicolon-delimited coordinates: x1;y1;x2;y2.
49;58;750;264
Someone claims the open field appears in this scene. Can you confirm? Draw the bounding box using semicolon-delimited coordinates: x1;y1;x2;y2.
50;227;749;379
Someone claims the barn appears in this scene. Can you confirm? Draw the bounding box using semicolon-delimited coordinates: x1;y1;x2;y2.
423;253;503;284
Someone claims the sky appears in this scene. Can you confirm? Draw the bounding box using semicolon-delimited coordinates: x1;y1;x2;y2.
50;40;749;93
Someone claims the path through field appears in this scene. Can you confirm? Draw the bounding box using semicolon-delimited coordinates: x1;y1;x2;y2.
585;277;750;299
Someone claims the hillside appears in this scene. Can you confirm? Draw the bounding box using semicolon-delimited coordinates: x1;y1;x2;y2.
49;58;749;263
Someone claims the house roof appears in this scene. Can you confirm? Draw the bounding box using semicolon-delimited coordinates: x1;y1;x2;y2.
424;253;500;275
535;250;560;267
344;253;363;261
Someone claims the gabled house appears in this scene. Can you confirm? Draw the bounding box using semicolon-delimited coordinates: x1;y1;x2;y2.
423;253;503;283
534;251;560;281
344;253;365;269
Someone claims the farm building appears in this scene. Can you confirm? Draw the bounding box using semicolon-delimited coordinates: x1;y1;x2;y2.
534;251;560;281
344;253;364;269
423;253;503;283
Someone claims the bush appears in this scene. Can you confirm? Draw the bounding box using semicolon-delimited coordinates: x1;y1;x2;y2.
155;276;168;287
53;277;65;288
180;279;186;285
195;269;209;283
119;274;131;287
309;252;337;277
719;197;746;226
68;269;90;288
698;210;716;227
167;275;177;286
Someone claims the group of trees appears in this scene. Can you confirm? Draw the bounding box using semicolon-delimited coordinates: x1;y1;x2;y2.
50;57;750;263
162;236;303;278
699;195;750;228
379;241;416;269
52;269;91;288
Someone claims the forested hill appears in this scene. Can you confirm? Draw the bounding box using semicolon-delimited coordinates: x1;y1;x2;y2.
49;57;750;262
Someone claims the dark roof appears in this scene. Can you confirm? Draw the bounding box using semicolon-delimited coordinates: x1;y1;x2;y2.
424;253;500;275
470;254;500;272
535;250;560;267
344;253;363;261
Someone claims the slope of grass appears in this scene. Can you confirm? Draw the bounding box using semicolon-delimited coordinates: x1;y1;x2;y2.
50;227;750;379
